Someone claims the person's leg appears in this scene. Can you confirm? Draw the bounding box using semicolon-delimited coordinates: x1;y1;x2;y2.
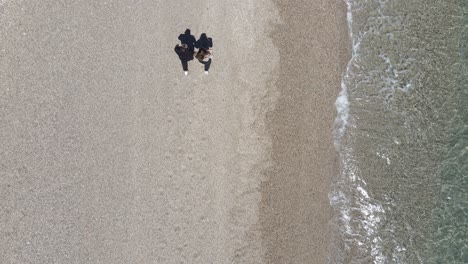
181;60;188;71
204;59;211;72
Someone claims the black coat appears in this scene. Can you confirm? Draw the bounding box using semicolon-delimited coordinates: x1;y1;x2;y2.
178;33;196;51
195;34;213;50
174;46;194;61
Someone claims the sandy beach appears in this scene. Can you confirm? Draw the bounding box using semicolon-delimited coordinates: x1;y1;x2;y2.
1;0;348;263
260;0;350;263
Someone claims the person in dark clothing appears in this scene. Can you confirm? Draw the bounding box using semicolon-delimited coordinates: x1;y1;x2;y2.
178;29;196;51
174;44;193;75
195;33;213;50
194;33;213;74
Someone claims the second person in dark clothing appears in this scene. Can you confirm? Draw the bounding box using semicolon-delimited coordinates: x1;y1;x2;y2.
195;33;213;75
195;33;213;50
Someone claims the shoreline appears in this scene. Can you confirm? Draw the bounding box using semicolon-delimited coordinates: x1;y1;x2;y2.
259;0;350;263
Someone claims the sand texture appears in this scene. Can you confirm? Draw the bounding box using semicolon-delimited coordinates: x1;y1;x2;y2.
260;0;350;263
0;0;348;263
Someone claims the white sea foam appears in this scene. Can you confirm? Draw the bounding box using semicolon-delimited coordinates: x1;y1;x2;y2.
378;53;414;103
331;0;388;262
333;0;352;148
334;88;349;147
334;0;366;148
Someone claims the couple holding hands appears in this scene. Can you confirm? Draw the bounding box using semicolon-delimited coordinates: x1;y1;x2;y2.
174;29;213;75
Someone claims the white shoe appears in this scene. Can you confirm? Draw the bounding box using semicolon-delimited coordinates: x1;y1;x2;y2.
204;71;209;75
184;71;188;76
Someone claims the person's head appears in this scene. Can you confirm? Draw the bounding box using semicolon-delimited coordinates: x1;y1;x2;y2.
200;33;207;40
196;48;208;60
185;29;191;35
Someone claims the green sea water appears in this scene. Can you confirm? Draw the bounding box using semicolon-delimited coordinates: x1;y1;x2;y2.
331;0;467;263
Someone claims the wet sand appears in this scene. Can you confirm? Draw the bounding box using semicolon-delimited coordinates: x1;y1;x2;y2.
260;0;350;263
0;0;348;263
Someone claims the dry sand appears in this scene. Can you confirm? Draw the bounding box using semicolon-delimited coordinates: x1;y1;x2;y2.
0;0;348;263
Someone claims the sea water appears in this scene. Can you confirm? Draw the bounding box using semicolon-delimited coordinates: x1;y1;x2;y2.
331;0;467;263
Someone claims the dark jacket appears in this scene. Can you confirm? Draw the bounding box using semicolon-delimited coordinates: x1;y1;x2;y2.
195;34;213;50
178;33;196;51
174;46;194;61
